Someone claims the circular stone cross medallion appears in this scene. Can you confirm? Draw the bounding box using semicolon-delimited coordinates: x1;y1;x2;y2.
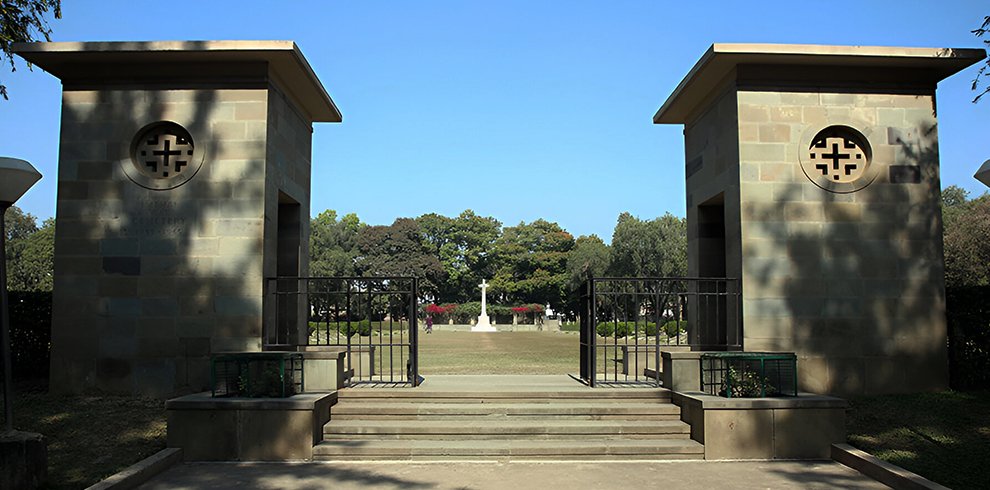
800;125;876;193
124;121;205;190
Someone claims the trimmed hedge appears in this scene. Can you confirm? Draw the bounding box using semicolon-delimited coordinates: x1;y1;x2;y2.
595;320;684;338
947;286;990;390
8;291;52;378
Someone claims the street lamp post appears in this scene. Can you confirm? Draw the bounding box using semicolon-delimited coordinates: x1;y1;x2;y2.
0;157;43;433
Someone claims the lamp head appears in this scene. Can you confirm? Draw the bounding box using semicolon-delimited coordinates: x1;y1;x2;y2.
0;157;42;206
977;159;990;188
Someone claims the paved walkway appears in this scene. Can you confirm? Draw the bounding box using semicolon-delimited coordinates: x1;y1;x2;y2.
140;461;886;489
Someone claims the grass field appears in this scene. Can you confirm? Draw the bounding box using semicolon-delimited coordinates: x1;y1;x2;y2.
12;382;166;489
845;390;990;490
419;331;579;374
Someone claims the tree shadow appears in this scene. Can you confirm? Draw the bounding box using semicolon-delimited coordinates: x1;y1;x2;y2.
744;113;947;395
36;40;299;396
141;463;443;490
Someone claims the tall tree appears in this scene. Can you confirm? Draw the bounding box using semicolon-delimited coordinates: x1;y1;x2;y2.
610;212;687;278
3;204;36;242
491;219;574;308
1;0;61;99
355;218;446;299
6;217;53;291
417;210;500;302
944;192;990;287
309;210;364;277
566;234;610;290
3;206;53;292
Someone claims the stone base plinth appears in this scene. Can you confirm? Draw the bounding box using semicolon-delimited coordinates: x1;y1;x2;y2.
166;392;335;461
673;391;847;460
472;315;496;332
1;430;47;489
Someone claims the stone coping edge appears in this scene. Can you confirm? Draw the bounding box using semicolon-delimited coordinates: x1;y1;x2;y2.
85;448;182;490
673;390;848;409
832;443;949;490
165;392;336;410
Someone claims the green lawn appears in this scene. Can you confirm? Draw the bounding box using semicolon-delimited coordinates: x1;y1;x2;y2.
846;390;990;490
419;331;579;374
11;382;166;489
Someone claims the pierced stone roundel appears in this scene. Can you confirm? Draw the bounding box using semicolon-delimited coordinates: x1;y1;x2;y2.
125;122;205;190
800;126;875;193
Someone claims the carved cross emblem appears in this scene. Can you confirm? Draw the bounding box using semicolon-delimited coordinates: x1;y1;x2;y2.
135;129;194;179
808;133;867;183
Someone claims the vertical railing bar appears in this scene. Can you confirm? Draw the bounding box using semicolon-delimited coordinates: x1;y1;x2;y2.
589;278;596;387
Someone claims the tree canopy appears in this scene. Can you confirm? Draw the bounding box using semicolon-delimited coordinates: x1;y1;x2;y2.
3;206;53;291
1;0;61;99
943;187;990;287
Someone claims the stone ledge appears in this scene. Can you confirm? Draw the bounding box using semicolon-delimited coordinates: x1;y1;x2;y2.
832;443;949;490
85;448;182;490
166;392;335;461
673;391;847;409
165;392;336;410
673;391;846;460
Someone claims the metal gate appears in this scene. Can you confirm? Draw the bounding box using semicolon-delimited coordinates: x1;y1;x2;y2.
265;276;419;386
579;277;740;387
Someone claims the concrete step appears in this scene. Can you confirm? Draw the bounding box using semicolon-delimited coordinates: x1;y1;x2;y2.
329;402;682;420
312;439;705;461
325;419;692;440
337;389;671;403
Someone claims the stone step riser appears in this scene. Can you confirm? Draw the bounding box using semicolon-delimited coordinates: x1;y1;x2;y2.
336;398;671;404
338;393;671;400
324;433;692;441
313;453;703;461
330;414;682;421
332;410;681;417
312;447;703;457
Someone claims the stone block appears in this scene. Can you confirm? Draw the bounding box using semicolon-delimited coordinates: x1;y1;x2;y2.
704;409;773;459
740;143;786;162
166;393;335;461
0;431;47;490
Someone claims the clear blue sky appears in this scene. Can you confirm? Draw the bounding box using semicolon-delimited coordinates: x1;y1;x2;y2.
2;1;988;241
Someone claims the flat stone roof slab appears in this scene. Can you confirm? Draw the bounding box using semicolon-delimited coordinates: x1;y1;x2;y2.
654;43;986;124
13;40;341;122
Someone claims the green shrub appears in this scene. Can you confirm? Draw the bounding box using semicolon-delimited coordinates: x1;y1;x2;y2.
662;320;683;337
720;365;776;398
560;322;580;332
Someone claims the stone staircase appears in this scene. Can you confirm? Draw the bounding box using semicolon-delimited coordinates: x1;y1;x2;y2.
312;377;704;461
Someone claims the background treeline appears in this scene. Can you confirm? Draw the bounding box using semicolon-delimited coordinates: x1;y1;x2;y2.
5;187;989;388
941;186;990;390
309;209;687;313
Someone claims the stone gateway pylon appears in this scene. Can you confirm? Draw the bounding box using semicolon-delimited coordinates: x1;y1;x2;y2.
14;41;340;396
654;44;985;395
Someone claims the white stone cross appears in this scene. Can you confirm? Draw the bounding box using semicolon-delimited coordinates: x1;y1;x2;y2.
479;279;488;316
472;279;495;331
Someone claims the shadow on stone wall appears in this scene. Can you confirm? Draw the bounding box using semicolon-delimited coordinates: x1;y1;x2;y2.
745;119;946;395
50;41;271;396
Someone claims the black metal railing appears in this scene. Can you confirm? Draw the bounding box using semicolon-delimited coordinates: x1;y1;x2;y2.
264;276;419;386
579;277;741;387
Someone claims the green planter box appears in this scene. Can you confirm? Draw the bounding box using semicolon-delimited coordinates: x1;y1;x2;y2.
700;352;797;398
211;352;304;398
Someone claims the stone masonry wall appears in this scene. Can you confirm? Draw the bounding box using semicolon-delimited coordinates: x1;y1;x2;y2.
50;88;271;395
736;90;946;395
